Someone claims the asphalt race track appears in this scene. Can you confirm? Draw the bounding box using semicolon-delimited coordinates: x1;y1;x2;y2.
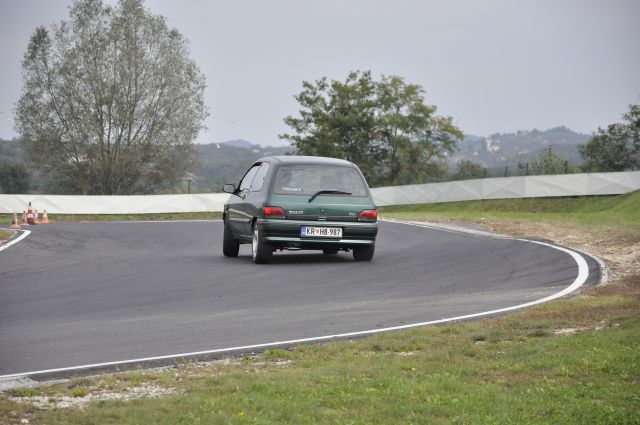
0;220;599;376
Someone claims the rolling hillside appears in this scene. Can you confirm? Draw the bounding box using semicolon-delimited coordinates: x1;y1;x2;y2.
453;127;590;168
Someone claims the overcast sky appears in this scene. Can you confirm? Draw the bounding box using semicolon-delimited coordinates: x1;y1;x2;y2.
1;0;639;146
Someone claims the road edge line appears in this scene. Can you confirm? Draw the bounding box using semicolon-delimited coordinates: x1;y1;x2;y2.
0;228;31;254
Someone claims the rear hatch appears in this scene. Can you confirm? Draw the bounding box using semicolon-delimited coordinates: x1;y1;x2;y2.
267;194;374;222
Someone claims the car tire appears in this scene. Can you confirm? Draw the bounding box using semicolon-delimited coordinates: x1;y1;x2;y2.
323;249;339;255
353;244;375;262
252;223;273;264
223;220;239;257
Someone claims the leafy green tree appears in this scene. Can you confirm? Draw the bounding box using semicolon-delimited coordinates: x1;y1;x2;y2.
281;71;462;186
0;164;31;194
281;72;380;183
579;101;640;171
452;160;488;180
15;0;207;194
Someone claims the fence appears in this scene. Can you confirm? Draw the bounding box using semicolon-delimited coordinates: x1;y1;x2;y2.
0;193;229;215
370;171;640;207
1;171;639;214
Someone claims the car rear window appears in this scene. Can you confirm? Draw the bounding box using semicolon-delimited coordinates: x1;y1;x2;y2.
273;164;368;197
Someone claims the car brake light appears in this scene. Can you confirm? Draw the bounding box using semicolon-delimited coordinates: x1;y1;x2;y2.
358;209;377;222
264;206;286;219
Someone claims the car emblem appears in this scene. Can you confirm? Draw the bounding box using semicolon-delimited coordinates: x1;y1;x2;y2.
320;208;325;213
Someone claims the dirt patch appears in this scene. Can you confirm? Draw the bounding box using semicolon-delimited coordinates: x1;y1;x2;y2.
585;273;640;297
9;383;178;411
553;320;607;335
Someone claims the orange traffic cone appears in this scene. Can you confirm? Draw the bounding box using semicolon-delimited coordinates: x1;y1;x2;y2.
33;210;39;224
21;211;29;226
10;212;21;229
41;209;50;224
27;202;35;225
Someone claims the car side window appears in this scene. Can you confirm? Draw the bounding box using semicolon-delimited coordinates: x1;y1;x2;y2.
250;162;270;192
239;165;260;192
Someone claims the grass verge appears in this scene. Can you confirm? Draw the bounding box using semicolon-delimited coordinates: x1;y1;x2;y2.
379;190;640;232
1;192;638;424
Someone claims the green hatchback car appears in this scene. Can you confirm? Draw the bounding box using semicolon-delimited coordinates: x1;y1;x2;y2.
222;156;379;264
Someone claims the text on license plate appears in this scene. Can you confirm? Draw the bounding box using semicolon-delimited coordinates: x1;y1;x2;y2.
301;226;343;238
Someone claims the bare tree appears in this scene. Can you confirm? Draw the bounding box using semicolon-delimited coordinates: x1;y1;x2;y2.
15;0;207;194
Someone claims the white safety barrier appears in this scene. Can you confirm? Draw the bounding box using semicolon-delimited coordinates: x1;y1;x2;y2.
370;171;640;206
0;171;639;214
0;193;230;214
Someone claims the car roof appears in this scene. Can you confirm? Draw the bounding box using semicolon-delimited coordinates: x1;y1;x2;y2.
257;155;354;166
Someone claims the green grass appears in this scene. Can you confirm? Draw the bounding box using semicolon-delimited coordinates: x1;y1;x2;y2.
380;190;640;231
4;281;634;425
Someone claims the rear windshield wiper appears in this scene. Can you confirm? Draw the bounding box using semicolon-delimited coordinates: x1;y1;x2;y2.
308;190;352;203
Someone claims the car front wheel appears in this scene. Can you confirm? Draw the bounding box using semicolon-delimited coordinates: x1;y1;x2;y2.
353;244;375;262
252;223;273;264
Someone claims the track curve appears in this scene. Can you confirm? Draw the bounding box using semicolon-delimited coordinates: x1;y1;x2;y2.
0;220;599;376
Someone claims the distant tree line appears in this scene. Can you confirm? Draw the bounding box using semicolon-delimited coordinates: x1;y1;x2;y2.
450;146;581;181
446;100;640;181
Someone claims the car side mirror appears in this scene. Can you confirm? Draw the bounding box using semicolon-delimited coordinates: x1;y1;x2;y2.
222;184;236;194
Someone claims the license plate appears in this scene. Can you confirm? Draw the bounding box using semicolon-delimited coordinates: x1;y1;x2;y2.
301;226;342;238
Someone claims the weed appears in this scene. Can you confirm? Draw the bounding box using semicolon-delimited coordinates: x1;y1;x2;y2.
9;387;38;397
70;387;88;398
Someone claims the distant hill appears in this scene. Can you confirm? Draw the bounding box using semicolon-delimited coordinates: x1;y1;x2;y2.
194;141;292;192
451;127;590;170
221;139;254;149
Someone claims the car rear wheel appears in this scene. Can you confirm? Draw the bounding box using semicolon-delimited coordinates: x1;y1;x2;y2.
353;244;375;262
223;221;239;257
252;224;273;264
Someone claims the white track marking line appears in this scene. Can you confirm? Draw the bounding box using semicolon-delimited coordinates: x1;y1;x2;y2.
0;219;591;379
0;229;31;253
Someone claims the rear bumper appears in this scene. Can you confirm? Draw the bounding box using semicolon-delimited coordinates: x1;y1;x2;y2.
259;218;377;248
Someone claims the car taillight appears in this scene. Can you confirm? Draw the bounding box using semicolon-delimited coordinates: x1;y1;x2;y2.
263;206;286;219
358;209;377;222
